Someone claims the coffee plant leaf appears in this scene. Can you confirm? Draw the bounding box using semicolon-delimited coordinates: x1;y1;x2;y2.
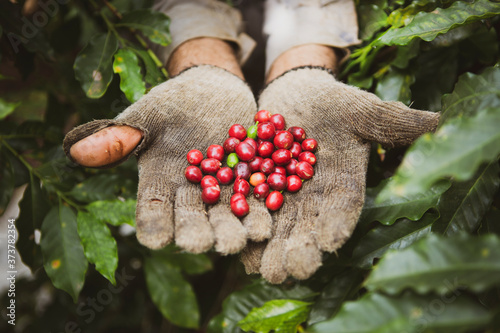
113;48;146;103
118;9;171;46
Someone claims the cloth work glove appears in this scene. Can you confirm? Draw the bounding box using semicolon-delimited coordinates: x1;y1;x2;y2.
64;65;272;254
241;67;440;283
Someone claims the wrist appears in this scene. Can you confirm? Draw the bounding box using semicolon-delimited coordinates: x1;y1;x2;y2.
167;37;244;79
266;44;339;83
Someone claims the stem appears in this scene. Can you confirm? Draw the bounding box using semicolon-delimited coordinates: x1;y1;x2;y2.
1;139;82;210
100;0;169;79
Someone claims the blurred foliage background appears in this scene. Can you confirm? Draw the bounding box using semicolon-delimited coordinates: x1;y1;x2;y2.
0;0;499;332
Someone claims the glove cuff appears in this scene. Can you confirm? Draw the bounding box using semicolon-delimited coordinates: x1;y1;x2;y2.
264;0;361;74
152;0;256;66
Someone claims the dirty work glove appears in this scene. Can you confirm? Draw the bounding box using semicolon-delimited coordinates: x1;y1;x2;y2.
64;65;266;254
241;67;440;283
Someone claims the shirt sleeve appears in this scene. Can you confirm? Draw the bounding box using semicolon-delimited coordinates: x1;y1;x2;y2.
264;0;361;73
152;0;256;65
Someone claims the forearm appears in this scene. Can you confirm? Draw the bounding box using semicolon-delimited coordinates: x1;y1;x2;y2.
168;37;244;79
266;44;339;83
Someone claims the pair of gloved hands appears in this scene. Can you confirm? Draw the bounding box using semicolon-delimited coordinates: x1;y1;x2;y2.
64;64;439;284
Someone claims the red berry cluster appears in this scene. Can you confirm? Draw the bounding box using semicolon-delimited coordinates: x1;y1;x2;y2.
184;110;317;218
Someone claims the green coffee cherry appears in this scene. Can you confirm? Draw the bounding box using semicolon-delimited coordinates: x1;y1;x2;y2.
247;123;258;139
227;153;239;168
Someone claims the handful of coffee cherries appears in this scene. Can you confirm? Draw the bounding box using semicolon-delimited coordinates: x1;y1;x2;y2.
184;110;317;217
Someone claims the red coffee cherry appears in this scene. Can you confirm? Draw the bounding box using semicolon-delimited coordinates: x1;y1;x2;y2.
202;185;220;204
267;172;287;191
231;193;249;217
285;159;298;175
207;145;224;161
216;167;234;185
257;141;274;158
249;156;263;173
269;114;286;131
235;142;256;162
230;193;246;205
260;158;275;175
302;138;318;152
200;158;221;174
249;172;266;186
255;110;272;123
185;166;202;183
200;175;218;189
233;177;251;197
253;183;270;200
223;137;240;154
234;162;251;180
288;126;306;142
290;142;302;159
187;149;203;165
273;130;294;150
266;191;284;211
296;161;314;180
286;175;302;192
228;124;247;141
243;138;258;151
272;149;292;166
274;166;286;176
257;122;276;141
298;151;317;166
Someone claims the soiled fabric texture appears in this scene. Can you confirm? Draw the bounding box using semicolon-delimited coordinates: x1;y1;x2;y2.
241;67;440;283
64;65;273;254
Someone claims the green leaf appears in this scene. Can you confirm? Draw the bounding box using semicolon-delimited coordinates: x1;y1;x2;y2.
377;108;500;201
363;178;449;225
113;48;146;103
0;98;20;120
68;174;133;203
433;161;500;235
77;211;118;284
16;173;49;271
353;211;438;269
378;0;500;46
153;246;212;275
375;68;415;105
308;269;365;325
439;65;500;125
74;32;118;98
386;1;436;28
310;292;494;333
358;4;388;40
365;233;500;295
40;205;88;302
410;46;458;111
117;9;171;46
238;300;312;333
86;199;136;226
132;48;165;86
479;207;500;236
0;150;15;215
208;280;314;333
144;256;199;329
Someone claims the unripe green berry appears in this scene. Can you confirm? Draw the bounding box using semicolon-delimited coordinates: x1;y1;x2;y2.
227;153;239;168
